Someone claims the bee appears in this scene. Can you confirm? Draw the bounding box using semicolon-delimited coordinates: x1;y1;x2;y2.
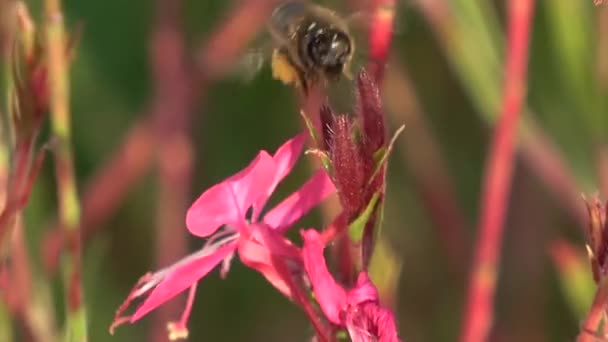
266;1;356;94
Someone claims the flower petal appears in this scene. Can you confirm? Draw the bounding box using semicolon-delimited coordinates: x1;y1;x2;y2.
186;151;275;237
345;301;402;342
131;242;236;322
251;224;300;257
252;133;306;220
237;230;299;299
301;229;346;324
264;169;335;232
347;272;379;306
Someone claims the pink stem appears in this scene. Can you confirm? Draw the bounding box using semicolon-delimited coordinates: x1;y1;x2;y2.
179;283;197;324
414;0;588;232
367;0;396;81
460;1;534;341
149;0;193;340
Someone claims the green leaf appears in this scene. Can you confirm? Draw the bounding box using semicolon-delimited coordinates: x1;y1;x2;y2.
367;124;405;186
300;110;320;147
304;148;332;175
348;192;380;243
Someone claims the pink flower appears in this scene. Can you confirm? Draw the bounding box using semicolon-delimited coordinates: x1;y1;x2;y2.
110;133;335;338
301;229;401;342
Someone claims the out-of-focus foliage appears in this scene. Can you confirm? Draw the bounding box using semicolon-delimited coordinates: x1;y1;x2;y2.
2;0;606;341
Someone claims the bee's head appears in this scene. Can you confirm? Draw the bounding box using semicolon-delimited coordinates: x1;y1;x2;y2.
306;26;352;78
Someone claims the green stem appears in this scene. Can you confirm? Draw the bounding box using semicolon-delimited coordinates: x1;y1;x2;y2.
44;0;87;341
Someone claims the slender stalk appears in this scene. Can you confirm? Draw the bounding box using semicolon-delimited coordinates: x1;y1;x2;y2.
414;0;587;230
460;1;534;341
1;3;16;339
368;0;396;81
272;252;332;342
148;0;194;340
44;0;87;340
578;277;608;342
0;6;13;333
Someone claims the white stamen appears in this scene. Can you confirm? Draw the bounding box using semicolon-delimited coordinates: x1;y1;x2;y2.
133;229;240;296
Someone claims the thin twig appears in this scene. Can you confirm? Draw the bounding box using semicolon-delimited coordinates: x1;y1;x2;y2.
44;0;87;340
460;1;534;341
148;0;193;340
578;278;608;342
367;0;396;81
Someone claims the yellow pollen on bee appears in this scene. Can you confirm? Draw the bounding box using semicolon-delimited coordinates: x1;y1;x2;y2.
271;49;301;88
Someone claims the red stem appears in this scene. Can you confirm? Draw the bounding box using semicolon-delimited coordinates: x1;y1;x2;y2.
414;0;588;232
367;0;395;82
460;1;534;341
273;253;333;342
149;0;193;340
578;278;608;342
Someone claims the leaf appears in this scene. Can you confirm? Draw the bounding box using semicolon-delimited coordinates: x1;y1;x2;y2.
348;192;380;243
367;124;404;186
300;110;320;147
305;148;333;175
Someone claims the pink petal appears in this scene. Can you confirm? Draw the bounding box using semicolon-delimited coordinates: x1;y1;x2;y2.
301;229;347;324
264;169;335;232
186;151;275;237
237;232;298;299
345;301;402;342
131;242;237;322
252;133;306;220
347;272;380;307
249;223;300;260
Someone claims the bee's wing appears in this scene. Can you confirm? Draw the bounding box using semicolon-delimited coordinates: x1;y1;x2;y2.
223;31;277;83
230;49;268;83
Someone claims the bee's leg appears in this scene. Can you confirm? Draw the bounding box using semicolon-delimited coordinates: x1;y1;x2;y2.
277;46;309;95
342;63;354;80
298;70;309;96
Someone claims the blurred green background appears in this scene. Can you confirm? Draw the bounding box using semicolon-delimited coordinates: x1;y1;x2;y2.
4;0;608;341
